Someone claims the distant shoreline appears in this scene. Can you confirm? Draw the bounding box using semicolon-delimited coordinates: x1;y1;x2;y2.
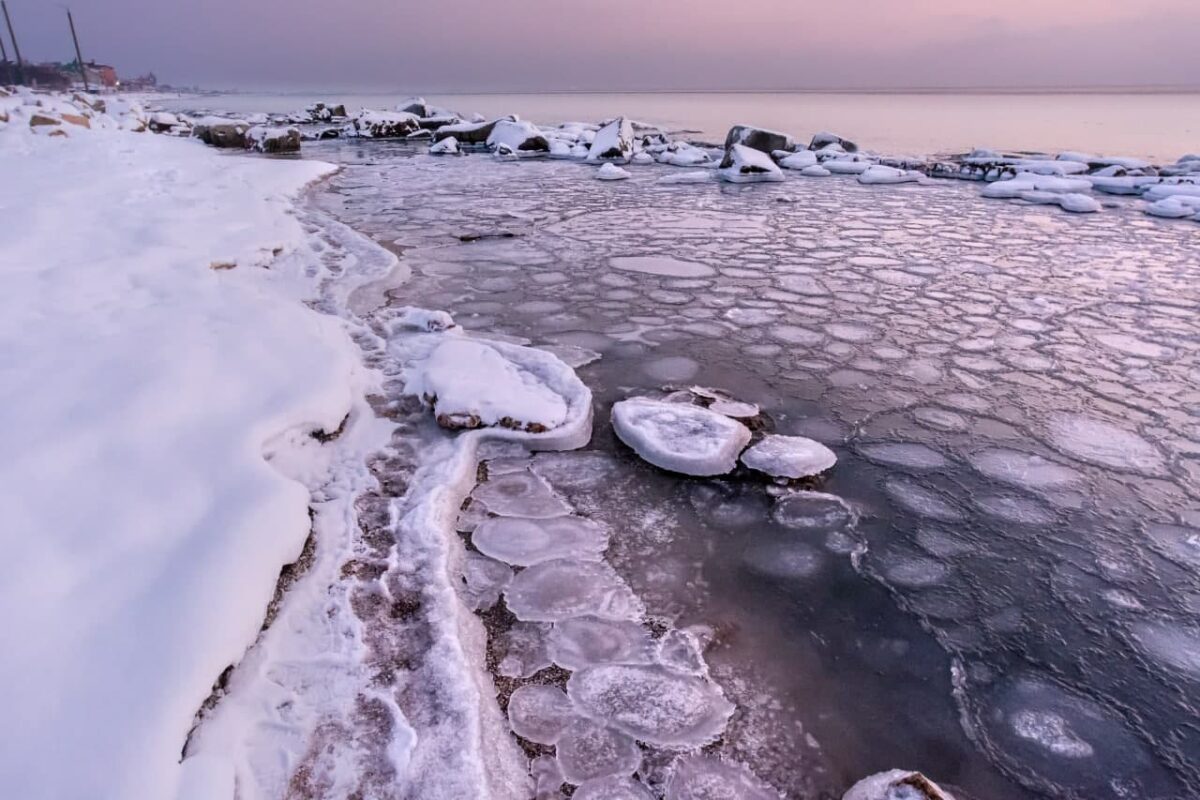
196;85;1200;98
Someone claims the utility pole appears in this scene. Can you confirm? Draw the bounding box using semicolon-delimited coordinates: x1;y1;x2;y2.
67;9;88;91
1;1;23;85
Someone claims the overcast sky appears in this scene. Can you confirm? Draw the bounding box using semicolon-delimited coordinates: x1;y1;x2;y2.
7;0;1200;91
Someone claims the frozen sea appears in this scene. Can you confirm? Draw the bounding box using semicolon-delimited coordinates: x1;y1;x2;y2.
279;125;1200;800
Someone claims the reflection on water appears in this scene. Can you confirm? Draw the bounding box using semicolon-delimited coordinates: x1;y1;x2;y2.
158;90;1200;161
314;140;1199;799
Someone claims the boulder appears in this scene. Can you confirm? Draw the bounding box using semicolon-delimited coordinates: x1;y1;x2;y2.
434;116;518;145
587;117;635;163
718;144;784;183
29;113;62;128
247;126;301;154
192;117;251;148
430;136;459;155
487;119;550;154
60;113;91;129
148;112;181;133
778;150;818;170
397;96;430;117
810;131;858;153
348;109;420;138
724;124;794;156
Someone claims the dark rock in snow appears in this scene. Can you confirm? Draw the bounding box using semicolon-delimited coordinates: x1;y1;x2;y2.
192;119;251;148
724;124;795;156
810;131;858;153
247;126;301;154
433;116;519;146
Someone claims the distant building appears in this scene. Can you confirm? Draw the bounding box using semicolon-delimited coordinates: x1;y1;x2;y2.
122;72;158;91
85;62;118;88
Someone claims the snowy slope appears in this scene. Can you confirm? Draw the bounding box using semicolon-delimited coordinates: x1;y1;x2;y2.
0;114;372;799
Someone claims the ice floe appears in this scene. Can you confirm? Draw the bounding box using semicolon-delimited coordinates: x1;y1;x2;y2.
574;775;655;800
597;163;632;181
1044;413;1166;475
772;491;855;532
741;434;837;479
665;755;781;800
505;558;643;622
547;616;656;670
471;470;573;518
507;684;577;745
778;150;818;170
611;397;752;476
472;515;609;566
555;718;642;785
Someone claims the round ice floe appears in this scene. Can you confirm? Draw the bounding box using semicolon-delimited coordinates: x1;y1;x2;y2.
968;448;1081;491
555;718;642;785
884;478;964;522
644;356;701;382
548;616;656;670
497;621;553;678
742;540;824;581
972;493;1056;525
575;775;655;800
1130;621;1200;677
1044;413;1166;476
857;442;947;471
881;554;951;588
567;664;734;747
461;553;513;611
532;450;624;493
471;470;573;518
741;435;837;479
690;482;769;528
772;491;854;532
842;769;956;800
665;755;780;800
472;515;609;566
825;322;880;343
508;684;578;746
610;255;716;278
611;397;752;477
506;559;643;622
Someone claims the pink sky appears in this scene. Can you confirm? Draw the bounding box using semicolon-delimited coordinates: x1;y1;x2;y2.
11;0;1200;89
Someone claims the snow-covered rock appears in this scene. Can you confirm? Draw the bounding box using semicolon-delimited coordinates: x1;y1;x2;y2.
810;131;858;153
842;769;957;800
487;119;550;154
587;117;635;163
657;142;714;167
858;165;923;185
741;435;837;479
611;397;752;475
778;150;818;170
1145;196;1200;219
429;135;459;155
246;126;301;154
191;116;250;148
801;164;832;177
1056;193;1102;213
347;109;419;139
596;163;631;181
434;115;517;145
981;174;1091;198
718;143;784;183
724;124;794;156
823;157;872;175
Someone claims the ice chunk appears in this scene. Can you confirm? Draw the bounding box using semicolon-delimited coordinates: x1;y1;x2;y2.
554;718;642;785
842;769;956;800
597;163;632;181
1130;621;1200;677
461;553;513;611
778;150;818;170
665;755;781;800
656;629;709;676
610;255;716;277
858;165;923;185
611;397;751;476
801;165;832;177
772;491;854;532
471;470;572;518
532;755;565;799
574;776;655;800
567;664;735;747
507;684;577;745
972;493;1056;525
884;478;964;522
497;621;554;678
548;616;656;670
506;559;643;622
742;540;824;581
384;305;457;333
1056;193;1102;213
858;442;947;471
968;448;1081;491
688;386;760;419
982;175;1090;198
588;118;635;163
1011;711;1094;758
531;450;625;493
429;136;459;155
473;515;608;567
741;434;837;479
408;339;569;431
718;144;784;184
881;555;950;588
1045;413;1166;475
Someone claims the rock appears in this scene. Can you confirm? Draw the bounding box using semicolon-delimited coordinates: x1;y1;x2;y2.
348;109;420;138
587;117;635;163
842;770;956;800
246;126;301;154
148;112;181;133
724;124;794;156
596;163;631;181
29;114;61;128
434;116;518;146
417;114;462;131
486;119;550;154
810;131;858;153
429;136;459;155
192;117;251;148
741;434;837;479
858;165;923;185
611;397;752;476
304;102;346;122
801;164;831;177
778;150;818;170
718;143;785;183
59;113;90;129
397;96;431;117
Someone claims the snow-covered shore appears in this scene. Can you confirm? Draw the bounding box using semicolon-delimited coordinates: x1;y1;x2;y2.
0;93;379;799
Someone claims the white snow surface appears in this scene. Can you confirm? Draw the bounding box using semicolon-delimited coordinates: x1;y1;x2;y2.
0;102;377;799
718;143;785;183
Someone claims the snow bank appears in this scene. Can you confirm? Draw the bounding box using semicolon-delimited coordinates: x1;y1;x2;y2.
0;100;373;800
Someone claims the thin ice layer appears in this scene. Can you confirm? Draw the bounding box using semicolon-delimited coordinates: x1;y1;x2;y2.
472;515;609;566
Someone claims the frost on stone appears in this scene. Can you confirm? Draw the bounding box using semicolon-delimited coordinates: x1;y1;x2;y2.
1044;413;1166;476
471;470;572;518
574;775;655;800
665;755;781;800
772;491;854;532
506;559;643;623
567;664;734;748
461;552;513;611
408;338;568;432
497;621;553;678
554;718;642;785
507;684;577;745
611;397;751;476
548;616;656;671
841;769;956;800
741;434;837;479
472;515;609;566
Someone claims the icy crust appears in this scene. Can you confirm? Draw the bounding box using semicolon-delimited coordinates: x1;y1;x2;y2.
841;769;957;800
612;397;752;476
